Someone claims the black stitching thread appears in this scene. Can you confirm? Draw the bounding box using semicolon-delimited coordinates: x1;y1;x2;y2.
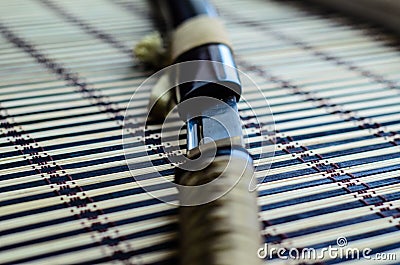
38;0;132;56
237;57;400;243
0;23;134;264
218;9;398;90
0;24;124;124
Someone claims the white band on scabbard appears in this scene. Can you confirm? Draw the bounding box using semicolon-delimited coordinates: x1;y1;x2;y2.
140;16;233;121
171;15;233;61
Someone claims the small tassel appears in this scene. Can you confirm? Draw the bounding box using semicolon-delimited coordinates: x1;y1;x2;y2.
133;32;168;68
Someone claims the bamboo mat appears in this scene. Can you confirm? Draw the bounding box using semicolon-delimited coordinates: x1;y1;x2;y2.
0;0;400;264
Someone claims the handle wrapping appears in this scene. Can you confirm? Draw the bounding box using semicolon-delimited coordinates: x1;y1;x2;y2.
176;148;263;265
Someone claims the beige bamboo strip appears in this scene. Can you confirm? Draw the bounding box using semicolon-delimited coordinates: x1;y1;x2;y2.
273;218;398;249
1;215;175;253
264;199;400;235
258;190;393;221
2;230;175;264
0;189;174;231
2;132;397;202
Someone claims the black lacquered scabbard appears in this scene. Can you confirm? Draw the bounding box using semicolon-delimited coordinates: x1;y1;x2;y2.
148;1;262;265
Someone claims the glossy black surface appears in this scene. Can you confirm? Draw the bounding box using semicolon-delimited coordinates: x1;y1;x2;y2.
150;0;217;29
174;44;241;102
149;0;244;153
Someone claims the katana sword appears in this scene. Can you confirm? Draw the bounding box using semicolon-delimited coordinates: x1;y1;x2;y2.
142;0;263;264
